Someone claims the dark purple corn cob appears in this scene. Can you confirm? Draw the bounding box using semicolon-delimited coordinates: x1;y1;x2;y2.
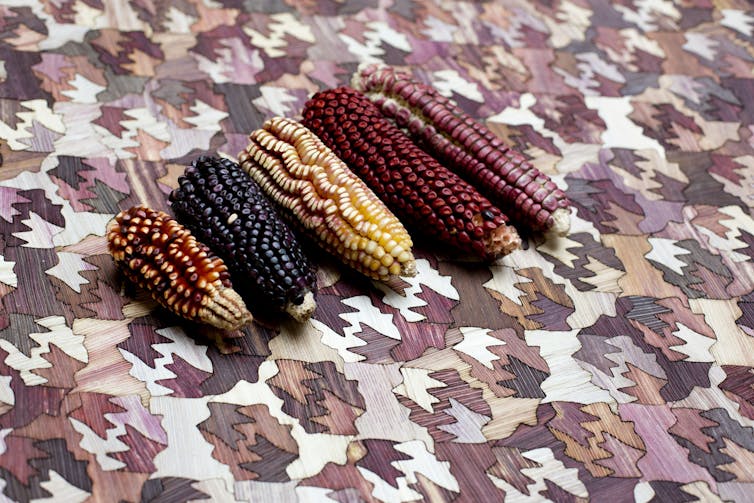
169;156;317;322
302;86;521;261
351;63;571;236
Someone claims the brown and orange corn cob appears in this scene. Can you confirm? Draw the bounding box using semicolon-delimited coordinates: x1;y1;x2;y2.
239;117;417;282
107;205;252;330
351;63;571;236
301;86;521;260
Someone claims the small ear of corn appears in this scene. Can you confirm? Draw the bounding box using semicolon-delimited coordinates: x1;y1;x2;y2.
107;205;252;330
352;63;571;236
169;156;317;322
301;86;521;261
238;117;417;282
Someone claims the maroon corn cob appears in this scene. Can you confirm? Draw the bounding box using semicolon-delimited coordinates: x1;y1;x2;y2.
302;86;521;260
351;63;571;236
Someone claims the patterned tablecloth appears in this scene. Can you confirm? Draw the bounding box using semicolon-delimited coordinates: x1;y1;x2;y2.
2;1;754;501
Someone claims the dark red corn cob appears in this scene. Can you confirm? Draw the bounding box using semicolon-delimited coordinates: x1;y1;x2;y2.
351;63;571;236
169;156;317;322
302;86;521;260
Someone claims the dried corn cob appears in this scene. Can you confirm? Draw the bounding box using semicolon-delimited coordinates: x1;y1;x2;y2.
351;63;571;236
301;86;521;260
107;205;252;330
169;156;317;322
238;117;417;282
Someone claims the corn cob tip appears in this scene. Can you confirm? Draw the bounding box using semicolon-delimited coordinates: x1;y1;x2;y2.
285;291;317;323
401;259;417;277
486;222;522;258
201;287;254;331
351;62;383;85
106;217;117;235
548;208;571;237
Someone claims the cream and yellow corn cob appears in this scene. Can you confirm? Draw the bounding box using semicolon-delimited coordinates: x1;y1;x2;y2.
238;117;416;282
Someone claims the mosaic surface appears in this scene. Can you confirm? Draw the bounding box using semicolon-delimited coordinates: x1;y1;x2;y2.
2;0;754;501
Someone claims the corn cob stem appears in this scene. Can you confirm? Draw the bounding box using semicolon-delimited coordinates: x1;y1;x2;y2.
169;157;317;322
351;63;571;236
301;86;521;260
107;205;252;330
239;117;417;283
